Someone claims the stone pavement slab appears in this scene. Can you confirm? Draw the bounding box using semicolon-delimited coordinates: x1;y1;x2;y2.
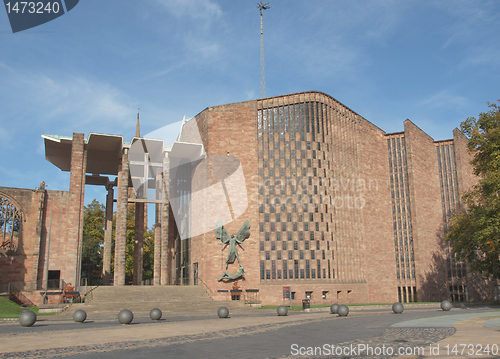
403;313;500;359
0;307;498;358
392;310;500;328
0;311;332;356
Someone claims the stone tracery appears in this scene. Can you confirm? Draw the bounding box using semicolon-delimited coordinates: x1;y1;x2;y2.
0;194;23;255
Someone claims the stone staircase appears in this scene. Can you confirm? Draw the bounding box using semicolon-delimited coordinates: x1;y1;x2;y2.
56;285;249;320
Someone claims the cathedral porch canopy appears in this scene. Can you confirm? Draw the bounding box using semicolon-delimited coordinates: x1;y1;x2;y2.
42;133;124;176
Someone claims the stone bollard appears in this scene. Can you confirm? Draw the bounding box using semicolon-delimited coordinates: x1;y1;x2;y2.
337;304;349;317
392;302;404;314
277;305;288;316
150;308;162;321
330;303;339;314
73;309;87;323
217;307;229;318
19;310;36;327
118;309;134;324
441;300;452;311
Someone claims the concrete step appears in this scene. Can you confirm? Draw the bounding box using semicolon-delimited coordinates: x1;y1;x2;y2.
87;285;212;303
55;285;249;320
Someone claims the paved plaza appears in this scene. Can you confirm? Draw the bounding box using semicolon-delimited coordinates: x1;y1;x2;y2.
0;305;498;358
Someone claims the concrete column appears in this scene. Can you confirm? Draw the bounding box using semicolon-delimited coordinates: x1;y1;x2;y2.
160;169;172;285
133;202;144;285
114;149;129;286
153;223;161;285
153;169;163;286
102;186;114;285
68;133;86;287
160;204;168;285
32;186;46;290
154;205;162;285
154;168;165;286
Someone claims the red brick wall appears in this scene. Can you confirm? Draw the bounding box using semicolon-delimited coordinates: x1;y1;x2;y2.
453;128;476;194
0;187;74;292
38;190;72;288
188;93;402;305
186;93;492;305
359;123;399;303
0;187;43;290
404;120;446;301
66;133;86;287
190;101;261;298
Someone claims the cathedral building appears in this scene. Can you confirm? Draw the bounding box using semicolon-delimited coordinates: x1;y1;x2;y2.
1;91;497;305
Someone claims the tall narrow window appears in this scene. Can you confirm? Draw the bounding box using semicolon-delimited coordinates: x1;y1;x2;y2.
0;195;22;254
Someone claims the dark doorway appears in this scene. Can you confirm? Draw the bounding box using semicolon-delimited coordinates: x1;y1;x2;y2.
48;270;61;289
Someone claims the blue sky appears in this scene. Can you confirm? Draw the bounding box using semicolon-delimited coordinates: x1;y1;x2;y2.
1;0;499;204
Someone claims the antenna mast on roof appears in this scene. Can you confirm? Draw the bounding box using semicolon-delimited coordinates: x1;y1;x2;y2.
257;1;270;99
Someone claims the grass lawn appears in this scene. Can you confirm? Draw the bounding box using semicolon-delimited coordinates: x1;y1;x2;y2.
0;296;55;318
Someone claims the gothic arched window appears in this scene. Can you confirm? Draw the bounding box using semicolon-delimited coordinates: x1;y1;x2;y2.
0;195;23;254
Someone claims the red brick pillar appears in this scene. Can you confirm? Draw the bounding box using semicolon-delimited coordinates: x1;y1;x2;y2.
102;186;114;285
68;133;86;287
153;205;161;285
133;202;144;285
164;206;176;285
159;207;167;285
32;186;46;290
114;149;129;286
153;223;161;285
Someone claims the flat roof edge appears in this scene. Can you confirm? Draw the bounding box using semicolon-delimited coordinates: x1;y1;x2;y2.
41;134;72;143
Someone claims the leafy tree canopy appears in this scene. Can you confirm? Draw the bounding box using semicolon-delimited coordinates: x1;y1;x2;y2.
82;199;105;285
82;199;155;285
446;101;500;279
124;205;155;284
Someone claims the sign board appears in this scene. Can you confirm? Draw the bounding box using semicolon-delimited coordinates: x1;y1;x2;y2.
283;286;291;299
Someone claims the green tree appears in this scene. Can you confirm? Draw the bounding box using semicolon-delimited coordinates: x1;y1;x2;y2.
125;205;135;283
83;200;155;285
446;101;500;279
143;227;155;280
82;199;105;285
124;205;155;284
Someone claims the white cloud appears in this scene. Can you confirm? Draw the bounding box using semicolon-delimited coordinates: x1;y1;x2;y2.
432;1;500;70
458;45;500;70
342;0;405;42
37;75;131;127
183;30;222;59
0;165;31;183
0;65;135;135
0;127;11;149
420;89;471;109
436;0;497;45
144;0;226;71
268;0;410;82
154;0;222;21
142;62;185;82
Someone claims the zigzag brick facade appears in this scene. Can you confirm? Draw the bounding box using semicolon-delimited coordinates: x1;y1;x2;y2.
188;92;497;305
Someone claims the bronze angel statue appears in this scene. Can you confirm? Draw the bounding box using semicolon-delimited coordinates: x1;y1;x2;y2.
216;220;250;269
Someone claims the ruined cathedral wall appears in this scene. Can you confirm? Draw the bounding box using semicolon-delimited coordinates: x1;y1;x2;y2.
0;186;73;292
0;187;43;290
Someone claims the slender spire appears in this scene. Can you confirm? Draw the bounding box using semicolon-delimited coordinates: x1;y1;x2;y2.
135;108;141;138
